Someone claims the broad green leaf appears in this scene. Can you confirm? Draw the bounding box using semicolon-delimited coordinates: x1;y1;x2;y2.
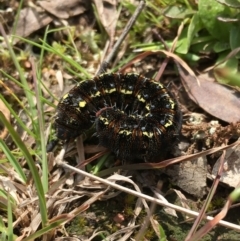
214;53;239;85
230;25;240;55
159;224;167;241
187;13;203;44
213;41;230;52
191;40;216;53
198;0;233;41
176;27;189;54
229;188;240;202
164;5;195;19
176;13;204;54
0;216;9;241
216;0;240;8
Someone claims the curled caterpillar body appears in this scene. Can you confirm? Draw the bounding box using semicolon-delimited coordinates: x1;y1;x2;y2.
54;73;182;162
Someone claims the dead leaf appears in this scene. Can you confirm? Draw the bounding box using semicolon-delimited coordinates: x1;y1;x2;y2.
38;0;87;19
93;0;118;38
179;66;240;123
212;141;240;187
14;7;53;39
165;156;208;198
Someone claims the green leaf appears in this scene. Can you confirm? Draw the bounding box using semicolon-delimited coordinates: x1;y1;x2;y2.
191;40;216;53
164;5;195;19
213;41;230;52
22;217;69;241
214;53;239;85
229;187;240;202
159;224;167;241
176;13;203;54
0;139;27;183
176;27;189;54
198;0;233;41
216;0;240;8
0;216;8;241
187;12;203;43
230;25;240;56
7;195;13;241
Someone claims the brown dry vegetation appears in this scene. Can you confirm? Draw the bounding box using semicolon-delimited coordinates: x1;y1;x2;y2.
1;0;240;241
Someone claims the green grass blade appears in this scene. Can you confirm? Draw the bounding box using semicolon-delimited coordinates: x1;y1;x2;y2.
14;35;91;79
22;217;70;241
0;139;27;183
31;60;48;193
0;71;56;108
11;0;23;37
0;94;36;138
1;26;37;121
0;112;48;226
0;216;8;241
7;195;13;241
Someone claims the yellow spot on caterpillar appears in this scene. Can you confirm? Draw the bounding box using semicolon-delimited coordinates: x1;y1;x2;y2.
137;94;146;102
121;89;133;95
105;88;116;94
79;101;87;108
62;93;69;99
145;104;151;111
119;130;132;135
90;91;101;98
143;132;153;138
154;82;164;88
168;99;175;109
99;116;109;125
164;120;173;127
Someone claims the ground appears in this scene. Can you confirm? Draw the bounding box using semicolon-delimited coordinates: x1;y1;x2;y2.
0;0;240;241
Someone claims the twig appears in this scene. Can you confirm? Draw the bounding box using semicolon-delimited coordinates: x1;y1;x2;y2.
55;158;240;232
97;0;145;75
152;29;171;81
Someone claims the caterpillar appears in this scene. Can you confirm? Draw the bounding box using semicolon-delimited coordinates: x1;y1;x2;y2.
54;73;182;162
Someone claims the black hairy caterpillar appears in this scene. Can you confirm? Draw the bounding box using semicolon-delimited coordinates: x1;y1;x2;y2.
54;73;182;162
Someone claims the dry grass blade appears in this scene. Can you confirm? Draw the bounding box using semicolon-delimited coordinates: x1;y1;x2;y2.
155;189;181;217
203;47;240;71
134;201;159;240
185;149;227;241
136;182;166;239
119;49;198;83
68;189;108;217
187;193;237;241
159;49;197;78
56;157;240;231
86;230;110;241
96;140;240;177
2;0;240;239
103;225;139;241
153;19;185;81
